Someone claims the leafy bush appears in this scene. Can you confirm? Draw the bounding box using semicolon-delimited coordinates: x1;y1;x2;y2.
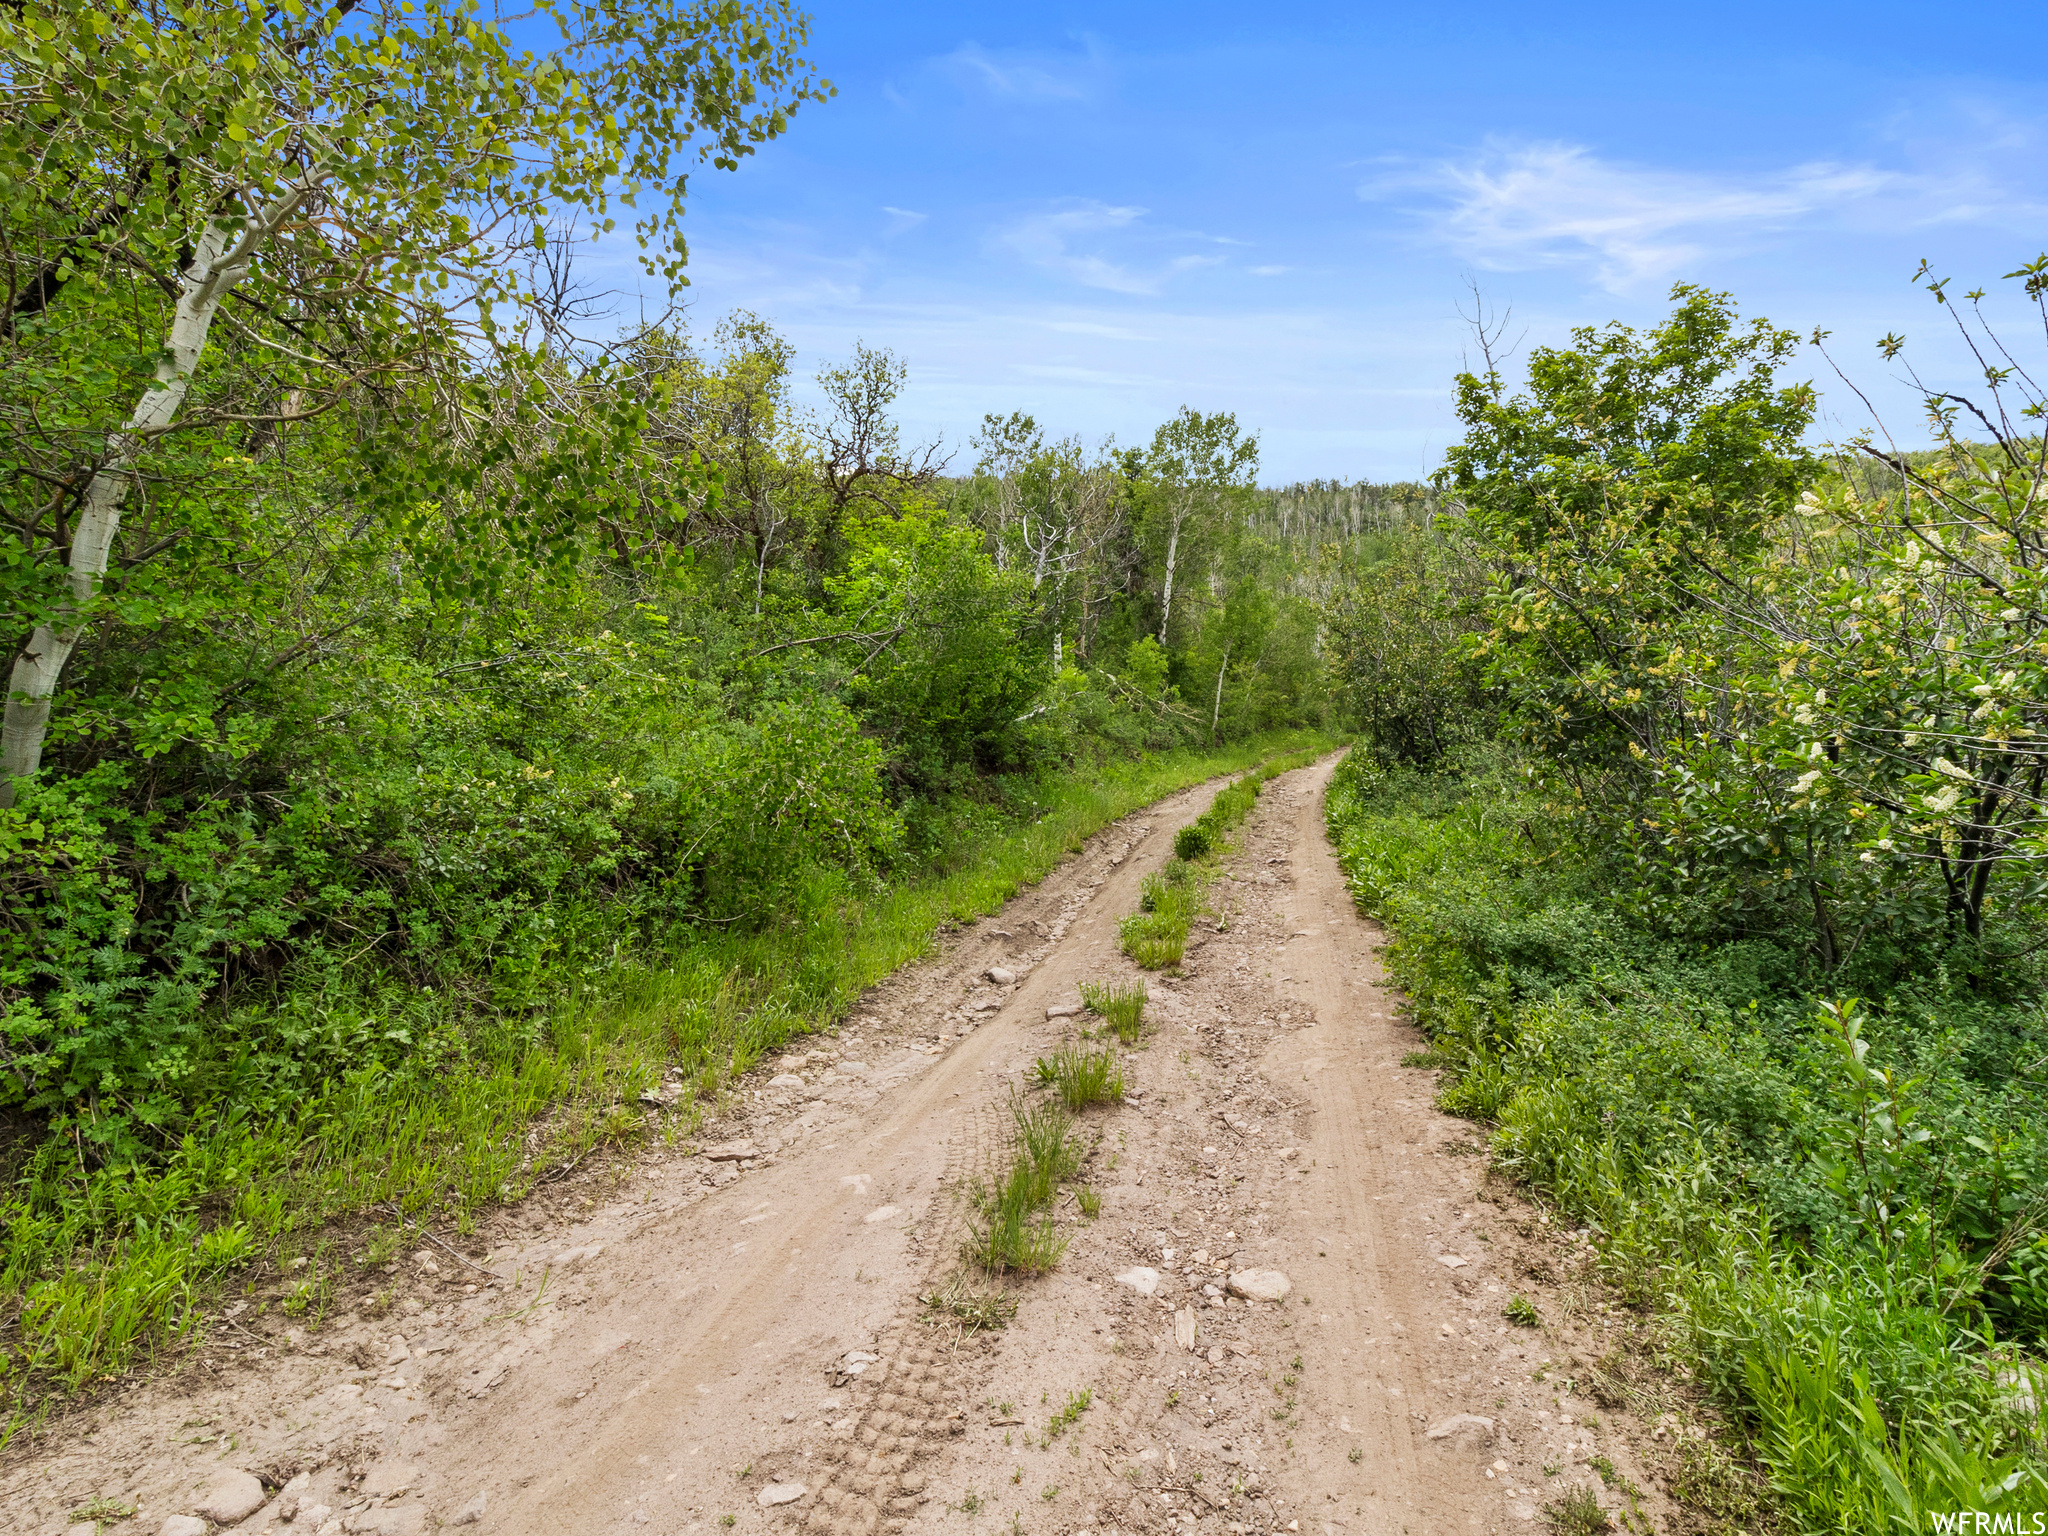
1321;533;1488;766
1326;751;2048;1523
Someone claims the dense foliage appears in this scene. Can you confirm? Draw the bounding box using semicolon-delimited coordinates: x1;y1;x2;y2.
0;0;1341;1404
1322;265;2048;1528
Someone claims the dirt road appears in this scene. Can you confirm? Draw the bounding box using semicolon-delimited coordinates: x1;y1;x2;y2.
8;756;1674;1536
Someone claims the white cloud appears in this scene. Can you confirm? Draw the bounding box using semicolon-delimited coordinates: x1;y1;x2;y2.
881;206;928;237
937;40;1107;102
1378;140;1895;291
1250;264;1289;277
1042;319;1156;340
997;201;1227;295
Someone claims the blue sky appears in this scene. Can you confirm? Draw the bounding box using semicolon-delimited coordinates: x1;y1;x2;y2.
596;1;2047;484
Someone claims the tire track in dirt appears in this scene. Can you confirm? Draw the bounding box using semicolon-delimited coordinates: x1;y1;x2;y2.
0;783;1218;1536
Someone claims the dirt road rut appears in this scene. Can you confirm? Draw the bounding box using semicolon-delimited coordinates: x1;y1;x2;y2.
9;756;1677;1536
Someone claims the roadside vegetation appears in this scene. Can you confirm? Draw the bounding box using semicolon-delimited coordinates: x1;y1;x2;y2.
0;0;1344;1415
1323;264;2048;1529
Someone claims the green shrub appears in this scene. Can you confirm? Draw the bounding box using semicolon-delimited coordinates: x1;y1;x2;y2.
1996;1236;2048;1343
1173;825;1211;860
1325;749;2048;1523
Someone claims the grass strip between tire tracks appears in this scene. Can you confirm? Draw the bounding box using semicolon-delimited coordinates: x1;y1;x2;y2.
1119;747;1325;969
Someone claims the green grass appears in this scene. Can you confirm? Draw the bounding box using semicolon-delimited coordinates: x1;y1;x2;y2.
1324;749;2048;1528
964;1097;1087;1277
1033;1045;1124;1107
1118;746;1327;970
1542;1485;1607;1535
1045;1386;1093;1437
1012;1099;1083;1196
1118;866;1202;967
1079;980;1147;1044
2;730;1332;1412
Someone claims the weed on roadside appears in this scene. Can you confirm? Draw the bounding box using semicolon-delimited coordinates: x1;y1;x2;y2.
1034;1046;1124;1108
1080;981;1147;1044
1045;1387;1092;1437
964;1098;1083;1277
1543;1485;1606;1535
67;1497;137;1527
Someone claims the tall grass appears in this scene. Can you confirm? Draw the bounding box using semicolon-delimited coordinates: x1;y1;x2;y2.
1119;865;1201;967
1323;750;2048;1529
1079;980;1147;1044
964;1098;1086;1277
1033;1045;1125;1108
2;730;1335;1406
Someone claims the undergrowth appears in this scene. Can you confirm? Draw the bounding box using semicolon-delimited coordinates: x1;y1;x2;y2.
1;729;1332;1416
1325;749;2048;1530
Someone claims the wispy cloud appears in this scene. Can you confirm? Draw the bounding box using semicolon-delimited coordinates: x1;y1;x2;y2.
1375;140;1895;291
1042;319;1155;341
937;39;1108;102
881;206;927;237
997;201;1226;295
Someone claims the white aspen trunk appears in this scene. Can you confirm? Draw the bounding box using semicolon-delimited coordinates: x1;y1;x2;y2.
1052;628;1063;675
1157;510;1182;644
1210;643;1231;741
0;180;309;807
